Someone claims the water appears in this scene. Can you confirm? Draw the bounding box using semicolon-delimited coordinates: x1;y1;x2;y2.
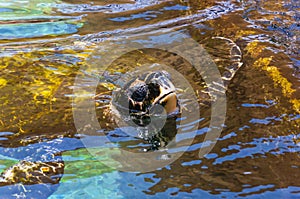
0;0;299;198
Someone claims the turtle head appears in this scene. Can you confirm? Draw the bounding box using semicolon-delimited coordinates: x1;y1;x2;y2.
128;82;149;113
130;83;148;102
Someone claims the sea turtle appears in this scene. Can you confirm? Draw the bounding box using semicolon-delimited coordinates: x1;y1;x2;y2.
111;70;180;124
110;70;181;150
103;36;243;150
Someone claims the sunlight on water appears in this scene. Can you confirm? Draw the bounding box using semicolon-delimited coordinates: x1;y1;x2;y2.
0;0;299;198
0;0;83;40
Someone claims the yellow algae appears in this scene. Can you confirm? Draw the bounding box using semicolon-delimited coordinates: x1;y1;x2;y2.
266;66;295;96
40;90;52;98
236;30;256;38
253;57;273;69
254;57;295;97
254;57;299;113
290;99;300;113
0;59;10;68
76;53;91;58
61;49;78;55
0;78;7;87
13;56;27;67
0;61;7;69
28;67;63;104
245;41;265;57
99;82;116;91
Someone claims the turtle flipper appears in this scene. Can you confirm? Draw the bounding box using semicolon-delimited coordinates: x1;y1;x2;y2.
205;37;243;100
214;36;243;88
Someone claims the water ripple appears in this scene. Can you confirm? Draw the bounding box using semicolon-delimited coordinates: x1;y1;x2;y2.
214;134;300;165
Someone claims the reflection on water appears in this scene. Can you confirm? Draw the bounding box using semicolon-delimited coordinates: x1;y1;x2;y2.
0;0;299;198
0;0;83;40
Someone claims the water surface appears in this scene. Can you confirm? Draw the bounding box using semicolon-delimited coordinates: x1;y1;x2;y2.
0;0;299;198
